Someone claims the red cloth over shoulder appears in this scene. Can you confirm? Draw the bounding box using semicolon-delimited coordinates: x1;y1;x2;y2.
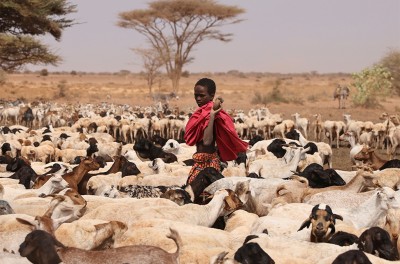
184;101;248;161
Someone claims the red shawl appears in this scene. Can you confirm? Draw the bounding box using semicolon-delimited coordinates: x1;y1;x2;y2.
184;101;248;161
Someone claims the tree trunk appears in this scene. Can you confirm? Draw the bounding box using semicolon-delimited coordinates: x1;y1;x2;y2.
170;70;181;94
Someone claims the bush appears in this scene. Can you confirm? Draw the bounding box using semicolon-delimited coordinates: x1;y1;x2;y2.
251;78;288;105
40;69;48;76
181;70;190;78
351;65;393;108
379;49;400;95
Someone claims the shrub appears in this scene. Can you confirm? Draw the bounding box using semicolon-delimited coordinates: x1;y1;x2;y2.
40;69;48;76
351;65;393;108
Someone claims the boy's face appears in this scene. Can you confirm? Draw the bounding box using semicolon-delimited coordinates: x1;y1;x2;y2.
194;85;214;107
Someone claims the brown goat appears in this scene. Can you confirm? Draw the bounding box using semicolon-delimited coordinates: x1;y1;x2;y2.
298;203;343;243
19;228;182;264
33;157;100;191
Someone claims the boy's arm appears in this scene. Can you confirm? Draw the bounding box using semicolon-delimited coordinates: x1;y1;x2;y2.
203;98;223;146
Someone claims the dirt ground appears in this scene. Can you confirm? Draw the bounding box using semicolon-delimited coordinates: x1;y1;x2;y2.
2;72;398;171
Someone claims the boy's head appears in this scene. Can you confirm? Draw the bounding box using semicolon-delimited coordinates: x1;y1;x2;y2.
194;78;216;107
195;78;216;96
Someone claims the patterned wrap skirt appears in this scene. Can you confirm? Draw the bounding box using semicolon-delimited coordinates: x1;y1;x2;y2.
187;152;221;184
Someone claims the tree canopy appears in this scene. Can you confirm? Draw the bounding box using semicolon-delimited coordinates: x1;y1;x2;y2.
379;49;400;95
351;65;393;108
118;0;245;92
0;0;76;71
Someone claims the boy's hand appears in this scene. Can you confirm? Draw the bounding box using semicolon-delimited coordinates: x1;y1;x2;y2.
213;97;224;111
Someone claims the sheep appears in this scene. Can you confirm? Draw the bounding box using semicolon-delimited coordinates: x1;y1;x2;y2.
312;114;323;142
30;144;56;163
358;131;373;146
361;168;400;190
81;197;180;221
301;166;374;202
344;114;365;142
19;228;182;264
339;131;364;167
286;128;333;168
3;173;69;201
205;176;307;216
292;113;309;139
95;141;122;160
54;219;128;250
305;190;374;210
247;145;310;179
323;120;346;148
83;189;241;227
86;173;122;196
54;145;98;164
0;199;15;215
148;158;191;176
161;139;195;161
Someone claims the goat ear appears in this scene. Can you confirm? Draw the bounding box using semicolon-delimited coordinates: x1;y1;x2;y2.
298;218;311;231
144;141;151;150
332;214;343;223
16;217;38;230
94;223;109;231
224;196;238;210
360;234;374;253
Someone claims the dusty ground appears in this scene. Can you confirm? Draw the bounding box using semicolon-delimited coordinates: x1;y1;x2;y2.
2;72;398;171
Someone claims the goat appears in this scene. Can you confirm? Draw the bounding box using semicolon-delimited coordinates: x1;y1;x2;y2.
234;242;275;264
33;157;100;191
292;112;309;139
134;138;178;163
0;200;15;215
298;204;343;243
19;228;182;264
354;145;400;171
331;250;372;264
295;163;346;188
358;226;399;261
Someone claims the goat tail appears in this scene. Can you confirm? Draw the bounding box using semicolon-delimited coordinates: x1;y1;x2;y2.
167;228;182;260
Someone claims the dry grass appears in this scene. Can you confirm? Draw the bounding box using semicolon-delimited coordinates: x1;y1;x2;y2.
2;72;399;171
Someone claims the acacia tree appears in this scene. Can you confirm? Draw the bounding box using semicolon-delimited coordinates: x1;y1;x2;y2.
352;65;393;108
134;48;163;95
118;0;245;93
379;49;400;95
0;0;76;71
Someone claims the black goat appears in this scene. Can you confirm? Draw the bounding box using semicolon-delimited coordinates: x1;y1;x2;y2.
328;231;359;246
358;226;399;261
234;242;275;264
296;163;345;188
134;138;177;163
332;250;372;264
182;167;224;204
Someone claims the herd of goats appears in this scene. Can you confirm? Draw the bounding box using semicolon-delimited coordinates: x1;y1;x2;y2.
1;100;400;263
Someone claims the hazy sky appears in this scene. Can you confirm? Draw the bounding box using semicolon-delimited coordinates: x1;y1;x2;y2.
29;0;400;73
